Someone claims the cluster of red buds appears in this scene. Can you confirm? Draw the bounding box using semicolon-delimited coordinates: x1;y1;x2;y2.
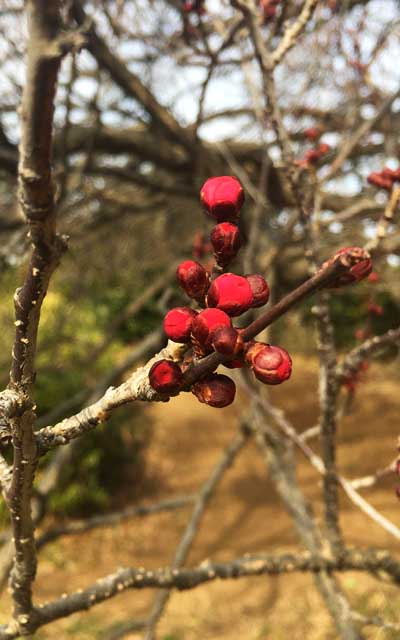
149;176;292;408
260;0;281;22
367;167;400;191
297;142;330;169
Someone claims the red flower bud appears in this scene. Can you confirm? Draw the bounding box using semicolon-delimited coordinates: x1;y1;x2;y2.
191;308;232;350
302;143;330;166
177;260;210;302
211;325;244;357
317;142;330;155
354;328;370;341
192;373;236;408
210;222;242;266
367;271;379;283
323;247;372;288
200;176;244;222
396;459;400;476
245;274;270;308
304;127;321;141
207;273;253;317
149;359;183;394
245;342;292;385
163;307;197;343
367;302;384;316
367;172;393;191
381;167;400;181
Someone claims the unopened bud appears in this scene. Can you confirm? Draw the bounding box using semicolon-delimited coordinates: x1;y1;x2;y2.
163;307;197;343
149;360;183;395
207;273;253;317
192;373;236;408
177;260;210;302
200;176;244;222
245;342;292;385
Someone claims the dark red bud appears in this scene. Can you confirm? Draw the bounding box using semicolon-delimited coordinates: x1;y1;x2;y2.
192;373;236;408
367;302;384;316
245;342;292;385
177;260;210;302
191;308;232;350
322;247;372;288
207;273;253;317
200;176;244;222
304;127;321;141
149;359;183;394
211;325;244;357
396;459;400;476
245;274;270;308
210;222;242;266
163;307;197;343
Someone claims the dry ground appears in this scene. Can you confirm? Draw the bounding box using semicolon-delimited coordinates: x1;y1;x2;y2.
0;356;399;639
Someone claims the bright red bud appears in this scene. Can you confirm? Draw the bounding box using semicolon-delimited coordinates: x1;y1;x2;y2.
245;342;292;385
245;274;270;308
323;247;372;288
191;308;232;350
207;273;253;317
210;222;242;266
192;373;236;408
163;307;197;343
200;176;244;222
149;360;183;394
211;325;244;357
177;260;210;302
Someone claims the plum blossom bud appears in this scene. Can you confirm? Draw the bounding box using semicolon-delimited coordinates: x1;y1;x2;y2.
191;308;232;350
163;307;197;343
149;360;183;394
304;127;321;141
245;342;292;385
207;273;253;317
200;176;244;222
211;325;244;357
177;260;210;302
322;247;372;288
192;373;236;408
367;302;384;316
245;274;270;308
210;222;242;266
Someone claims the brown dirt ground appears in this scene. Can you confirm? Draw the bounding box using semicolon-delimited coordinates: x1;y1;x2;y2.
1;356;399;639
